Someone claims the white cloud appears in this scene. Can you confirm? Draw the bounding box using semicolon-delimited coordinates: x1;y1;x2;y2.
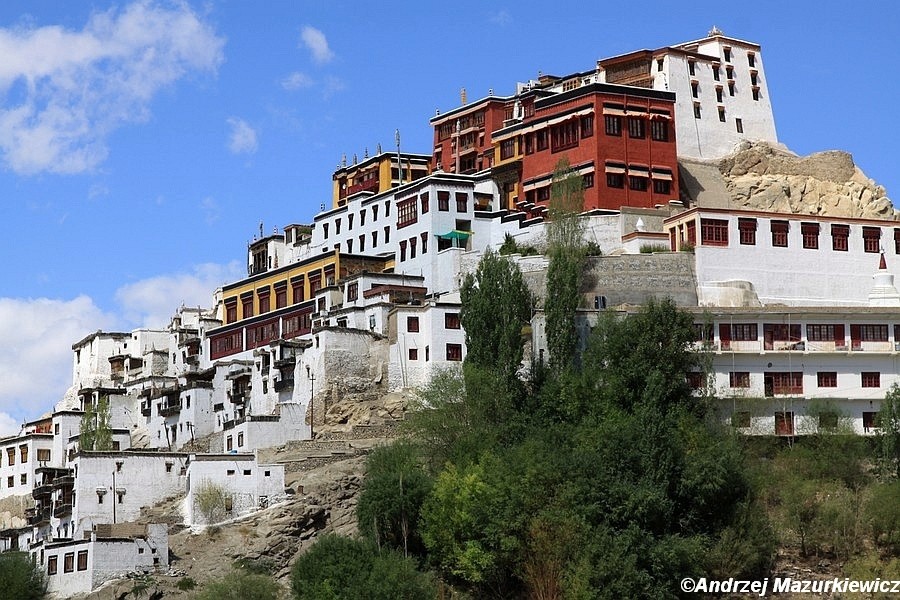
281;71;314;90
300;26;334;64
489;10;512;26
0;296;118;423
0;413;21;438
226;117;258;155
200;196;219;225
0;1;225;175
114;261;244;329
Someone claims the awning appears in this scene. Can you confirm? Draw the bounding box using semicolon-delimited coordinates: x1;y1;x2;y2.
604;164;626;174
439;230;472;241
651;171;673;181
602;107;627;116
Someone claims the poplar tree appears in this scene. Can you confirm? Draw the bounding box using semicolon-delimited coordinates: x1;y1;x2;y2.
544;157;586;373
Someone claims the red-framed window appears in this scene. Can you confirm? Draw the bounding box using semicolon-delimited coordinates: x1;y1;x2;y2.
241;295;254;319
446;343;463;361
420;192;429;214
832;224;849;251
397;197;418;228
258;289;270;314
291;278;305;303
863;227;881;253
605;115;621;136
407;316;419;332
738;218;757;245
225;300;238;324
729;372;750;388
456;192;468;212
862;372;881;388
895;228;900;254
551;120;579;152
801;222;819;249
817;372;837;387
274;284;287;309
767;372;803;395
700;218;729;246
806;324;845;343
771;220;789;247
445;312;461;329
438;191;450;211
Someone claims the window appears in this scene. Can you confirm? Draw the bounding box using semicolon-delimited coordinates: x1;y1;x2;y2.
77;551;88;571
456;192;468;212
420;192;429;214
864;411;879;431
817;372;837;387
832;224;849;251
748;52;755;68
446;344;463;361
604;115;621;136
421;232;428;254
693;103;701;119
729;372;750;388
226;301;237;324
237;432;244;447
807;324;845;344
686;372;704;390
358;234;365;252
47;556;57;576
20;446;27;463
348;214;354;229
657;58;664;71
399;240;407;261
584;173;595;189
323;223;329;239
728;82;735;96
650;120;668;141
895;229;900;254
718;107;725;122
537;187;551;202
775;412;794;436
243;469;251;476
242;296;253;319
581;115;594;137
372;231;378;247
713;65;720;81
445;313;461;329
735;118;743;133
64;553;74;573
770;220;789;247
409;236;417;258
801;223;819;249
688;60;696;76
346;239;353;253
407;316;419;332
37;449;50;462
766;372;803;395
629;175;647;191
20;474;26;485
385;200;390;217
275;286;287;309
691;81;699;98
726;65;734;79
627;117;645;139
6;448;13;465
359;210;366;226
729;323;758;341
752;88;760;101
438;191;450;211
500;139;516;160
738;218;757;245
724;47;731;62
258;290;270;314
863;227;881;253
397;197;417;228
862;372;881;388
550;120;579;151
226;469;235;476
536;129;548;151
384;226;390;243
524;133;534;154
700;218;729;246
408;348;418;361
750;72;758;86
6;476;11;488
607;173;624;188
347;282;358;301
856;324;888;342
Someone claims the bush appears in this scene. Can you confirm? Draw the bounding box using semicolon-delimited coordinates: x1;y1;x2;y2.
175;577;197;591
639;244;669;253
0;552;46;600
194;570;279;600
867;481;900;553
194;480;228;526
291;534;436;600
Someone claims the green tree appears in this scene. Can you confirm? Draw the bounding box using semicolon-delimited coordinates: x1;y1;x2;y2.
544;157;586;373
0;552;46;600
459;249;533;383
79;394;113;451
291;534;436;600
877;384;900;479
193;569;278;600
357;441;433;557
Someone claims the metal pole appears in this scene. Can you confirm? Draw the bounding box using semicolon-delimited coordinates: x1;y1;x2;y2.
112;470;116;524
395;129;402;185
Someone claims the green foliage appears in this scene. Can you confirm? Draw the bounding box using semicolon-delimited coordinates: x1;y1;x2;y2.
291;534;437;600
459;249;533;383
0;552;46;600
544;158;586;374
877;384;900;480
79;394;113;451
194;570;279;600
639;243;669;253
680;241;695;252
498;233;540;256
357;441;433;556
195;480;228;526
867;481;900;552
176;576;197;591
583;240;602;256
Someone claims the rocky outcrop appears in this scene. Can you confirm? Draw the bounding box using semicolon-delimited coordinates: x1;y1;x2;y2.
317;389;412;434
716;142;896;219
681;141;896;220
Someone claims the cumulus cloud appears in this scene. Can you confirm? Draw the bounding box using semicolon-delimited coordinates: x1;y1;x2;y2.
114;261;244;329
281;71;314;91
0;296;118;424
0;1;224;175
300;26;334;64
226;117;258;155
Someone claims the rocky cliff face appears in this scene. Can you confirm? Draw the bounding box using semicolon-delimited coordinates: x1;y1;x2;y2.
713;142;896;219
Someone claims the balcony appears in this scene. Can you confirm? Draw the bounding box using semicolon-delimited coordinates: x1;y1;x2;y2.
274;378;294;393
27;507;51;526
141;403;152;417
719;340;762;352
53;502;72;518
851;340;893;353
763;340;805;352
158;403;181;418
228;391;248;405
32;484;53;499
805;341;848;353
52;476;75;490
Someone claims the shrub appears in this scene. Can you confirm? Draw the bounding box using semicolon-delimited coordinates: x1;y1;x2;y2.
0;552;46;600
175;577;197;591
194;480;228;526
639;243;669;253
194;570;279;600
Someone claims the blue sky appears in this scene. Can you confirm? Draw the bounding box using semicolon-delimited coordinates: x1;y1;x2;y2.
0;0;897;432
